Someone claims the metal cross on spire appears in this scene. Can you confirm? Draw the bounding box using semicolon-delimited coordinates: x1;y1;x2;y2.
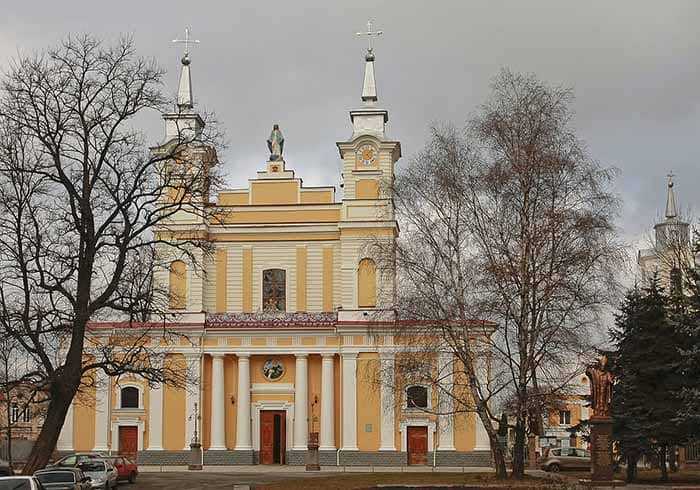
172;27;200;58
356;19;383;53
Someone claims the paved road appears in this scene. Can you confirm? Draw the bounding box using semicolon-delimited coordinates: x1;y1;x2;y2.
130;471;324;489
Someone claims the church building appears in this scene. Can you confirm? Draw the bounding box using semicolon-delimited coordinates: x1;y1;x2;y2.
638;175;693;291
54;34;492;467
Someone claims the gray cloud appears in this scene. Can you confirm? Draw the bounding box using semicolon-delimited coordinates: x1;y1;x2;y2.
1;0;698;277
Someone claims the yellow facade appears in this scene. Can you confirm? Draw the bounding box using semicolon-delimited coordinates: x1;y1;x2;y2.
69;51;492;467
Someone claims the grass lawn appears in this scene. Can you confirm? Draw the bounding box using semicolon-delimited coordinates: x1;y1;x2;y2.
255;472;564;490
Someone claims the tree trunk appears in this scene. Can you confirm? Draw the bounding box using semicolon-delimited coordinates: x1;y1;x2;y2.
669;445;678;472
626;454;638;483
22;383;77;474
511;417;526;479
491;432;508;480
659;445;668;482
6;398;12;473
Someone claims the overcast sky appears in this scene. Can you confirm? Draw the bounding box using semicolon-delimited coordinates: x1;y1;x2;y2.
2;0;698;281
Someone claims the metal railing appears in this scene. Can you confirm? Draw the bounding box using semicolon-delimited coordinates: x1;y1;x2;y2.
686;441;700;462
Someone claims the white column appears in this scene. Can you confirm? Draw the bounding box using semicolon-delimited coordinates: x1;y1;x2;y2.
319;354;335;450
234;353;252;450
341;353;358;450
379;353;395;451
437;352;456;451
183;353;201;450
474;357;490;450
210;354;227;450
293;354;308;450
57;403;74;451
93;370;109;451
147;376;164;450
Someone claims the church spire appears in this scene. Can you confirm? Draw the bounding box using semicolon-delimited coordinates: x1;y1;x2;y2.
665;172;678;219
177;55;193;110
163;28;204;142
172;27;200;111
356;20;383;105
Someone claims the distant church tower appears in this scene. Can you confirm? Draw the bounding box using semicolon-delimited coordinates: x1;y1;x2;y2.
637;174;692;292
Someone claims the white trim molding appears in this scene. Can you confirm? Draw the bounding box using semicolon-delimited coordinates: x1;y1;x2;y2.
110;418;145;452
399;418;436;452
251;400;294;452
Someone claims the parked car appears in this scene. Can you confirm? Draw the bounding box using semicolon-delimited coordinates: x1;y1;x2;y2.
50;454;104;469
105;456;137;484
0;460;12;477
0;476;44;490
76;460;117;490
541;447;591;472
34;467;91;489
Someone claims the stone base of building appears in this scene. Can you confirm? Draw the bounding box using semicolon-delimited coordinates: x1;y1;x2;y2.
135;449;492;467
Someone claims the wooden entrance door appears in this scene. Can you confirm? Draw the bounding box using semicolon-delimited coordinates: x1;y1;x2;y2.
407;426;428;465
118;426;138;460
260;410;286;464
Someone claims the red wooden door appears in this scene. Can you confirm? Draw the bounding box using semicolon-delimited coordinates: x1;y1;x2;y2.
260;411;285;464
118;426;138;459
407;426;428;465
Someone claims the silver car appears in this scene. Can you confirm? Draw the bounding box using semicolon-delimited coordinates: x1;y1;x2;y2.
0;476;44;490
541;447;591;472
77;460;117;490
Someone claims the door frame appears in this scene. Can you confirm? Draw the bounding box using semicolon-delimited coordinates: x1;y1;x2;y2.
251;401;293;452
110;419;144;452
399;419;435;452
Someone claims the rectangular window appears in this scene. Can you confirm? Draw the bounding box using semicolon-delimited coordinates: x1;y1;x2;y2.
10;404;19;423
22;406;31;423
559;410;571;425
263;269;286;312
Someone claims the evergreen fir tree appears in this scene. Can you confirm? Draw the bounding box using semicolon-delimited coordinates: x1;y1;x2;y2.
611;275;685;482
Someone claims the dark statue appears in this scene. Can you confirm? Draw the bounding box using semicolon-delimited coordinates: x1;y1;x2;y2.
267;124;284;161
586;355;614;419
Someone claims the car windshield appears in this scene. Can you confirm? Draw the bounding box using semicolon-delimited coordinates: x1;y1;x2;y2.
80;461;106;472
36;471;76;483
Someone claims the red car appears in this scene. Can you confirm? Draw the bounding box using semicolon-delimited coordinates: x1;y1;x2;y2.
105;456;138;484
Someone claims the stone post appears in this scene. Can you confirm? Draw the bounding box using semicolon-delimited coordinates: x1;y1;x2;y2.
306;432;320;471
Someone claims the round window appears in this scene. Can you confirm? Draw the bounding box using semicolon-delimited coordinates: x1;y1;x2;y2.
262;358;285;381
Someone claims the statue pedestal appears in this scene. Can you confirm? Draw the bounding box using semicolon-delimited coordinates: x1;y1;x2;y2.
306;432;320;471
579;416;624;487
188;442;203;471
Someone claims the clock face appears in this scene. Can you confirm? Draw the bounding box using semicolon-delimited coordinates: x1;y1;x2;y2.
357;145;377;167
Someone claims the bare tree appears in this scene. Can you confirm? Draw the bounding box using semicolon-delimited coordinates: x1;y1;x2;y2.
377;70;623;479
0;35;222;473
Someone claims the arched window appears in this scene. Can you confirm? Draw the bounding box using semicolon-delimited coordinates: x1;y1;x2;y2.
169;260;188;309
357;258;377;308
263;269;286;312
120;386;139;409
406;385;428;409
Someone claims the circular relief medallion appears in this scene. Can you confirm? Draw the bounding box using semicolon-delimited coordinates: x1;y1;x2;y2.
357;144;377;167
262;358;285;381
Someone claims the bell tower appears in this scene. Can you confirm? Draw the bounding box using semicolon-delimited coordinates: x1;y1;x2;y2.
336;21;400;311
337;20;401;207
